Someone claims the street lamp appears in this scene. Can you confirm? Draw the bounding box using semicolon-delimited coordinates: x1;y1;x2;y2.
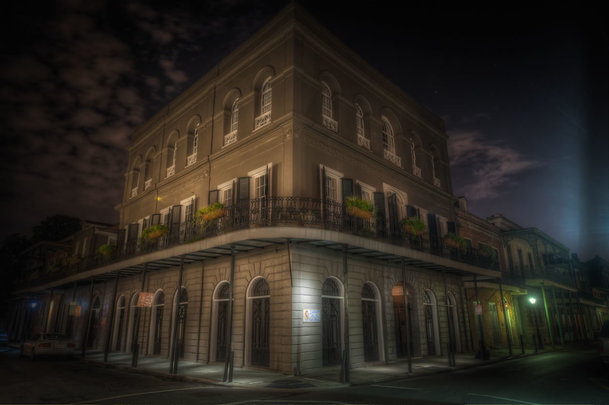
529;296;543;351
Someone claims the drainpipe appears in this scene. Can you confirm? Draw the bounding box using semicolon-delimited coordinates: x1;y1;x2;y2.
104;271;121;362
196;261;205;362
498;279;512;356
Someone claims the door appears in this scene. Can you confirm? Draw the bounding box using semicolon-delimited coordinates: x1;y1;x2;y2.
424;291;436;355
322;278;341;366
361;284;379;362
251;297;270;366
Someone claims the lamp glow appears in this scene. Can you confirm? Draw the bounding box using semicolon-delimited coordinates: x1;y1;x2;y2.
529;297;536;304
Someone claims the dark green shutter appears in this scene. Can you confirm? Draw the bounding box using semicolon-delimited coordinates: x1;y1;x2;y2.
387;194;399;238
374;192;385;237
447;221;456;234
209;190;219;205
341;178;354;201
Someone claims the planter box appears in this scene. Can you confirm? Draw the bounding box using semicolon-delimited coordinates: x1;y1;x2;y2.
202;208;227;222
347;205;373;220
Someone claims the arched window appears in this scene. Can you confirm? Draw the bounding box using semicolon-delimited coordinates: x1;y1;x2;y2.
355;104;369;148
447;292;461;353
150;290;165;355
225;98;238;146
423;290;439;356
166;140;177;177
87;297;101;348
187;123;199;166
144;160;152;189
130;169;139;198
321;81;332;118
172;287;188;358
382;118;395;153
255;78;272;129
247;278;270;367
361;283;382;362
322;278;342;366
212;282;230;362
126;293;139;352
113;296;126;351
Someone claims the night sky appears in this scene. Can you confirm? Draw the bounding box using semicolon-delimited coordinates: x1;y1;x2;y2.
1;1;607;260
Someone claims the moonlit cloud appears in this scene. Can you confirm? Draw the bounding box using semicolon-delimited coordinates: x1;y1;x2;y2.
448;131;540;200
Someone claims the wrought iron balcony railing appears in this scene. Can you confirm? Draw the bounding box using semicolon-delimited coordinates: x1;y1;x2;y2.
21;197;501;288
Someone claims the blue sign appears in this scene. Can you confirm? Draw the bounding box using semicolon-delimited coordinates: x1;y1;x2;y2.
303;309;320;322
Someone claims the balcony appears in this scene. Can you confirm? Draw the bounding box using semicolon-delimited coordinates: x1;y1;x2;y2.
322;115;338;132
166;165;175;178
223;130;237;147
187;153;197;166
254;112;271;129
384;150;401;167
357;135;370;149
20;198;502;290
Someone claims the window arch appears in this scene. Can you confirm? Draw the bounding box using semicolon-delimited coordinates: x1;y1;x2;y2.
186;119;200;166
322;277;343;366
166;135;178;178
225;98;239;146
246;277;270;367
382;117;395;153
150;290;165;355
172;287;188;359
355;104;369;149
211;282;231;362
423;289;440;356
255;77;272;129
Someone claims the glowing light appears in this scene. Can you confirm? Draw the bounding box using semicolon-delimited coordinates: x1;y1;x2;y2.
529;297;536;305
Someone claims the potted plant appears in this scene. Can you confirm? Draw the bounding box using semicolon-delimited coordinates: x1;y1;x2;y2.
97;244;116;260
195;202;227;223
345;196;374;220
402;216;426;236
443;232;466;249
140;224;168;242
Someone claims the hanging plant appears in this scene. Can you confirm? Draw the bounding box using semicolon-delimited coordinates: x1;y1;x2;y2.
344;196;374;220
140;224;168;242
97;244;116;260
479;244;498;260
443;232;466;249
195;202;227;223
402;216;426;236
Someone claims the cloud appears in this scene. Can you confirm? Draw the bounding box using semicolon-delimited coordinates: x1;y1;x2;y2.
448;131;540;200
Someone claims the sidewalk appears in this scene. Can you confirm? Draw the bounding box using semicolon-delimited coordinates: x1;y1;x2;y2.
82;345;558;389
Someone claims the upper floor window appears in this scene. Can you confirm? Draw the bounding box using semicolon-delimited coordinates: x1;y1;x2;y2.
167;140;177;178
225;98;238;146
218;180;234;207
144;159;152;189
410;138;421;177
255;78;272;129
321;81;338;132
131;169;139;198
187;124;199;166
249;164;271;199
382;117;400;167
321;166;343;203
355;104;369;149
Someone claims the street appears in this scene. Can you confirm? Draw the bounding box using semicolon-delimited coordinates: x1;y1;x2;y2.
0;347;608;404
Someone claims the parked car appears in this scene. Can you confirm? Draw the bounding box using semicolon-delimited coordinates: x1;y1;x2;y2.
21;333;77;360
600;320;609;366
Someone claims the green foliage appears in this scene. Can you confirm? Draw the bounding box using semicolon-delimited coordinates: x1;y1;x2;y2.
443;232;466;248
344;196;373;212
402;217;426;236
194;202;226;224
196;202;225;216
140;224;168;242
479;244;498;260
97;244;116;259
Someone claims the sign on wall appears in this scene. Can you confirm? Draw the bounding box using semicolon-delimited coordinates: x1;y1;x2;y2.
137;292;154;307
303;309;320;323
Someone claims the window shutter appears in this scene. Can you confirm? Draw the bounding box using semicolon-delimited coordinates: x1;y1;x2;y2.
407;205;418;218
185;201;193;223
151;213;161;226
209;190;219;205
237;177;250;202
341;178;354;201
387;194;399;238
355;182;362;198
142;218;149;230
447;221;456;234
127;223;139;241
427;213;439;250
265;164;270;198
319;165;327;202
374;192;386;237
169;205;181;243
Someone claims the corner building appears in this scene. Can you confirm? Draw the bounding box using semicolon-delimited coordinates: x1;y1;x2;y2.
15;4;501;377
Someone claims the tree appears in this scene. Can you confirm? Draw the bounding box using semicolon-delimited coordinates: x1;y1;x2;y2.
31;215;81;242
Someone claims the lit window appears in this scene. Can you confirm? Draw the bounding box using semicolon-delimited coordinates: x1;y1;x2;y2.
382;118;395;153
261;78;272;115
218;180;233;207
355;104;369;148
322;81;332;118
254;173;267;198
231;98;239;133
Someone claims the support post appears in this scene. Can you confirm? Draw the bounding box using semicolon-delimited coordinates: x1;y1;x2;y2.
104;271;120;362
170;256;185;375
552;286;564;345
44;289;54;334
540;284;554;348
196;261;205;362
224;246;235;382
340;245;350;384
82;280;95;358
498;280;512;356
402;260;412;374
132;264;147;368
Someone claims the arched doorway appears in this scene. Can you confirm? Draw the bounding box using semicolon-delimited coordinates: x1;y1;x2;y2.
423;290;440;355
322;278;342;366
173;287;188;359
212;282;230;362
392;283;415;358
87;297;101;348
126;293;139;352
361;283;381;362
447;292;461;353
150;290;164;355
248;278;270;367
114;296;126;351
